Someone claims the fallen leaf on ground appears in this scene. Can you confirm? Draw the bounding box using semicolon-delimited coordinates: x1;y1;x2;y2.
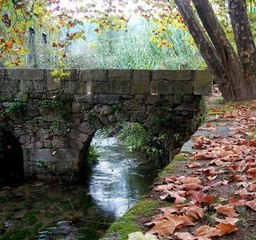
174;232;195;240
216;222;238;236
245;199;256;211
194;225;221;238
215;204;238;217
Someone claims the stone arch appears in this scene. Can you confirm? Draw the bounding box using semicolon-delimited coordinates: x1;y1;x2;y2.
69;107;170;182
0;128;24;183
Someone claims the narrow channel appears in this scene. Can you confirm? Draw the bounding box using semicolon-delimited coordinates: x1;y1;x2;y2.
90;134;156;219
0;133;156;239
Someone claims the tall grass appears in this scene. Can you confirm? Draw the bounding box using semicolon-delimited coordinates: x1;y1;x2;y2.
67;20;205;69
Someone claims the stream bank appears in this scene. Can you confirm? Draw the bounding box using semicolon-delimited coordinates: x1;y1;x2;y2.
0;135;156;240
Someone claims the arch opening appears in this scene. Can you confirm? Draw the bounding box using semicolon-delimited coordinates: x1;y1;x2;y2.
0;130;24;183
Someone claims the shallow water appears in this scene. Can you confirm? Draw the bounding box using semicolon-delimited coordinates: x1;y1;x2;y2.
0;136;156;239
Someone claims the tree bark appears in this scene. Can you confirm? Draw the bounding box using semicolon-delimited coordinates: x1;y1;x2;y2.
228;0;256;96
175;0;256;100
192;0;251;100
175;0;231;100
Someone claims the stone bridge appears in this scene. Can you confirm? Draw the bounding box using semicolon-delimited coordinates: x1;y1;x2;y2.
0;69;211;182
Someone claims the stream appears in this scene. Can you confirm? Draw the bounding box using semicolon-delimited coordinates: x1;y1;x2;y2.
0;135;156;240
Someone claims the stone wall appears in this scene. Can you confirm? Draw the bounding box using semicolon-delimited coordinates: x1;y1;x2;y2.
0;69;212;181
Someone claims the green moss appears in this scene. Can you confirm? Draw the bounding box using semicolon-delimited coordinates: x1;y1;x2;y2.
1;229;32;240
78;227;100;240
23;211;37;226
107;199;158;240
173;154;187;162
157;161;178;179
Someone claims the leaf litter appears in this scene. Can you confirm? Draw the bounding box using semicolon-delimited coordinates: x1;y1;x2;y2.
143;89;256;239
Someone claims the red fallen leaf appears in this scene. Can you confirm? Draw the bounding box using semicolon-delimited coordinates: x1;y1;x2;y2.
215;204;238;217
212;180;229;188
160;204;187;214
160;190;187;204
186;162;202;168
179;183;203;191
195;167;224;176
234;188;254;199
214;217;239;225
180;205;204;221
219;150;234;158
229;197;246;206
194;225;221;238
208;159;224;166
147;219;179;236
229;174;247;182
162;176;177;184
216;222;238;236
236;182;250;188
180;176;202;185
229;162;247;173
232;146;243;155
248;139;256;147
174;232;195;240
191;191;216;205
154;183;175;192
248;183;256;192
245;199;256;211
205;122;212;127
147;214;195;236
247;167;256;176
221;154;240;162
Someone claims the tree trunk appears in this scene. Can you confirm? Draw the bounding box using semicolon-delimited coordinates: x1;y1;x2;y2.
228;0;256;96
175;0;256;100
175;0;230;100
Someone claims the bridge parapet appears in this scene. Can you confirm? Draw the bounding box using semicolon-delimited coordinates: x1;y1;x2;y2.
0;69;212;181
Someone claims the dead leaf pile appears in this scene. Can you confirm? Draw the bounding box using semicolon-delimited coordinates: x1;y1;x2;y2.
145;99;256;239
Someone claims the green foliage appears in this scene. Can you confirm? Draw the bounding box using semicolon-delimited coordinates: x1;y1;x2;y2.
87;145;100;167
5;102;27;114
67;21;204;69
40;97;71;121
117;123;166;166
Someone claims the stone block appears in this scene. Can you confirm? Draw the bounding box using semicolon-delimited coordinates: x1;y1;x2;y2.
31;79;45;93
91;81;130;94
0;79;19;92
69;129;89;142
132;70;150;95
55;149;80;163
108;69;131;82
64;81;87;94
79;69;107;82
70;139;85;151
114;111;130;122
92;95;120;104
157;82;193;95
8;69;44;80
98;115;109;126
79;122;95;135
72;102;82;113
92;117;103;130
15;92;29;102
30;149;53;162
152;70;192;81
46;73;62;92
74;94;93;102
194;70;212;95
0;69;5;79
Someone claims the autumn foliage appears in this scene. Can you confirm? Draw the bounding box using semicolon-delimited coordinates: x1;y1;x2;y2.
144;94;256;239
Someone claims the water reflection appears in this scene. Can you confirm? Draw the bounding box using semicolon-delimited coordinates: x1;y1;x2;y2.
89;136;155;219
